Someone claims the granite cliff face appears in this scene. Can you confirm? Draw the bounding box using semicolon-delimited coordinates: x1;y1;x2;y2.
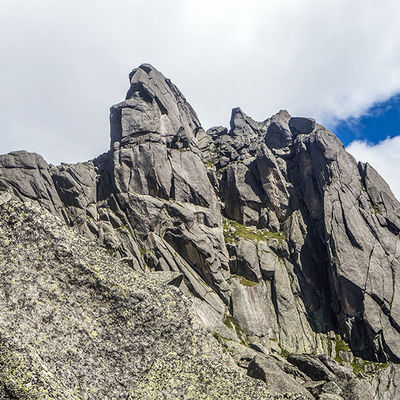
1;64;400;399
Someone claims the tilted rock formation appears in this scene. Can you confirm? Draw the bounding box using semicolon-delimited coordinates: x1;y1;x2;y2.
0;193;300;399
1;64;400;399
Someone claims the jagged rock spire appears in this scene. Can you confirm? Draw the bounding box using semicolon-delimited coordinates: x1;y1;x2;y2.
110;64;202;151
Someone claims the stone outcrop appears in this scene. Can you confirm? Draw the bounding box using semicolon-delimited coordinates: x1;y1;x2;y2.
0;193;303;399
1;64;400;398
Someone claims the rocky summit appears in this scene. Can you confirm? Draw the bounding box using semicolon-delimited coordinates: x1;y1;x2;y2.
0;64;400;399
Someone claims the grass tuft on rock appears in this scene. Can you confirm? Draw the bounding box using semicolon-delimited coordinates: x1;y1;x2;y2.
222;218;286;244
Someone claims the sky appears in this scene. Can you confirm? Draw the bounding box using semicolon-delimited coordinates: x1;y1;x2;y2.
1;0;400;197
335;94;400;199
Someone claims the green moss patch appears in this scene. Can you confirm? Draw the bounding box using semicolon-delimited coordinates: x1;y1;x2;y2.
335;336;350;352
331;335;389;377
239;276;258;287
119;224;135;238
223;315;248;346
230;274;258;287
222;218;286;244
204;159;216;168
350;359;389;377
279;348;290;359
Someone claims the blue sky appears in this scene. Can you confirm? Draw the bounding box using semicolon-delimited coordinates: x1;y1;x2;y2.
341;94;400;199
334;94;400;146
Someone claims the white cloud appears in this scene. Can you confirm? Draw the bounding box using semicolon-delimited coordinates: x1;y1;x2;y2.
346;137;400;200
1;0;400;164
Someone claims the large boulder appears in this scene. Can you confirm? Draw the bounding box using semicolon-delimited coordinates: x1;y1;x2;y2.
248;355;313;399
289;117;315;135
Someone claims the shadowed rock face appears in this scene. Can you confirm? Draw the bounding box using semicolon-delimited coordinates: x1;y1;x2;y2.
1;64;400;399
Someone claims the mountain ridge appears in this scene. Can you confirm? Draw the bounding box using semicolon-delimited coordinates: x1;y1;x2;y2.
1;64;400;399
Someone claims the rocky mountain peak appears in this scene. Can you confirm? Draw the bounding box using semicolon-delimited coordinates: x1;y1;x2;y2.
1;64;400;399
229;107;264;137
110;63;202;152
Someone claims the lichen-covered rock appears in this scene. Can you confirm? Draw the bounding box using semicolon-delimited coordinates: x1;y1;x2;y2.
0;195;304;399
